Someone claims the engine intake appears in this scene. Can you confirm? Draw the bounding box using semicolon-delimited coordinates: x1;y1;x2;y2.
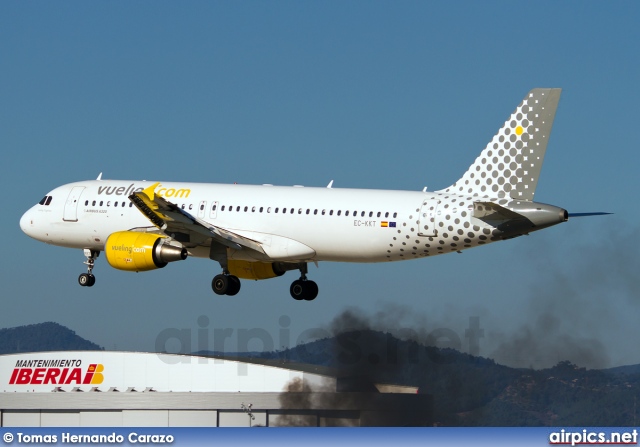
105;231;187;272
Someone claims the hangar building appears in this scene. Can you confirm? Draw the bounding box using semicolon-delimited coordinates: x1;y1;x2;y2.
0;351;432;427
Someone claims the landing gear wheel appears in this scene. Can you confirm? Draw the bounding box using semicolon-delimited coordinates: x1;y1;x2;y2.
226;275;241;296
212;274;241;296
290;280;318;301
304;281;318;301
290;280;305;300
212;274;230;295
78;273;95;287
79;249;98;288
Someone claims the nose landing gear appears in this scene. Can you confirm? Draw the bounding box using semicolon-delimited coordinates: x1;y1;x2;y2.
78;249;98;287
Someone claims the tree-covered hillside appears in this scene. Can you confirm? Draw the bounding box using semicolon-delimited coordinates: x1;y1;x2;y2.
0;322;103;354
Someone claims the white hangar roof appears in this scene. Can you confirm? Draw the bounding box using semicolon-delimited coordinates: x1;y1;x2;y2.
0;351;335;393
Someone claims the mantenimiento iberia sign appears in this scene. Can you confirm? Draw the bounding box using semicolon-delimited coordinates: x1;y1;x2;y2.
9;359;104;385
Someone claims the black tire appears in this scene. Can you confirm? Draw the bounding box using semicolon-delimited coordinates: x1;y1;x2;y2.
212;274;229;295
87;274;96;287
78;273;90;287
226;275;241;296
290;280;305;300
304;281;318;301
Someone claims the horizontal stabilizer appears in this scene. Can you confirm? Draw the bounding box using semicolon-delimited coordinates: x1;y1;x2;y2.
473;201;526;221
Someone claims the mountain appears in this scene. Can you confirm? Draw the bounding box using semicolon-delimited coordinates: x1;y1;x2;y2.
0;322;103;354
199;330;640;426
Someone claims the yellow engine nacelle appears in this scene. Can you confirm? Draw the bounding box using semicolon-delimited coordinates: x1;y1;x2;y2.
228;260;286;280
105;231;188;272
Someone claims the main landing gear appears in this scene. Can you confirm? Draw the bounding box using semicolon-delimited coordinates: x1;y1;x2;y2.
212;273;241;296
210;263;319;301
289;264;318;301
78;249;98;287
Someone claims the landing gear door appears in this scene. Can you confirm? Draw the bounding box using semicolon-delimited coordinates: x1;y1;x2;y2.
63;186;85;222
418;199;440;237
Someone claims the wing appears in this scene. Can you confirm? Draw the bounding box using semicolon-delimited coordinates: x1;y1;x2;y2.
128;182;266;255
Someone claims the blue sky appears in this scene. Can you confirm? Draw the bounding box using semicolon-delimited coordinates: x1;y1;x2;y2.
2;2;639;368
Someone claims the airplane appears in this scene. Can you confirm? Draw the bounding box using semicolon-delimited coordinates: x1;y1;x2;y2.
19;88;608;301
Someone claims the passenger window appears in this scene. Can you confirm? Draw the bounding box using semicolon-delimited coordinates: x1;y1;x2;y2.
237;206;240;211
260;207;264;213
306;209;310;215
244;206;248;212
107;201;111;207
221;205;226;211
385;212;389;218
200;204;205;211
290;208;294;214
114;202;118;207
369;211;373;217
92;201;96;206
100;201;104;207
298;208;302;214
346;211;350;216
314;209;318;215
85;200;89;206
337;210;342;216
189;204;193;210
275;208;279;213
267;207;271;213
377;212;381;217
393;212;397;218
212;204;217;211
361;211;365;217
329;210;333;215
129;202;133;207
252;206;256;212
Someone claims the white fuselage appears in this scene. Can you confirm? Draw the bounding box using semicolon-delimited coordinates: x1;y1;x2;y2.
20;179;492;264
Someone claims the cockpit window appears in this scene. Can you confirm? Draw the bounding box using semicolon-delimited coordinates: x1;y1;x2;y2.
39;196;53;206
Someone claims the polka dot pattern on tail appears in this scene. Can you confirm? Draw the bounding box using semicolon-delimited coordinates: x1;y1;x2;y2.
441;89;561;201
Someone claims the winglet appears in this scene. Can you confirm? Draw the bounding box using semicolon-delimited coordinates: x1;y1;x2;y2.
142;182;161;201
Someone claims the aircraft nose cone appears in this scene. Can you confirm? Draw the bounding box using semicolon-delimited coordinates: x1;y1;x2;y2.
20;209;36;238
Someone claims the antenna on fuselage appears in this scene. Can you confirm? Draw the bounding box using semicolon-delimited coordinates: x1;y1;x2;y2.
96;172;103;181
327;180;334;189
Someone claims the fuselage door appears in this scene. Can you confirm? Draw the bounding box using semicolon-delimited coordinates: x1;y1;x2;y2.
209;201;219;219
418;199;440;237
198;200;207;219
63;186;85;222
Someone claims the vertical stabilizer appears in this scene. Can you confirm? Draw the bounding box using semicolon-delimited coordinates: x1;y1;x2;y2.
440;88;561;201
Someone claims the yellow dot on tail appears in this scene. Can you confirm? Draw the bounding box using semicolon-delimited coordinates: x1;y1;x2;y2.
515;126;524;136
